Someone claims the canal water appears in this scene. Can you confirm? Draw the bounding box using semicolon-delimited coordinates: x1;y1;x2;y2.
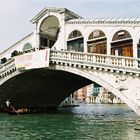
0;104;140;140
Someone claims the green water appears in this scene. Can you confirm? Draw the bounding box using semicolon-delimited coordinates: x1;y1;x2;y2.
0;104;140;140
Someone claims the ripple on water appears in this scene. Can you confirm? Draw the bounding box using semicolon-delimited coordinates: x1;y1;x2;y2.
0;104;139;140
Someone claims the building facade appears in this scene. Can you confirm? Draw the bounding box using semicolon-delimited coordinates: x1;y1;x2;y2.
74;84;123;104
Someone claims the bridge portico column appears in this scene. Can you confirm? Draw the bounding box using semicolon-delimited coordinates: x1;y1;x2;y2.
33;23;38;50
84;32;88;53
33;21;40;50
107;36;112;55
133;38;138;58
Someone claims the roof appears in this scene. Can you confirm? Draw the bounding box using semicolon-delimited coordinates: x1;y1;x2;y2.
67;17;140;24
30;7;83;23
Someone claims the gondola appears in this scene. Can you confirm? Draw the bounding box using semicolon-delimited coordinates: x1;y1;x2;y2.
5;108;20;115
4;105;28;115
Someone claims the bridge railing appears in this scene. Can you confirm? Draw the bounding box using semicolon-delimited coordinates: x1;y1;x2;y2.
1;49;140;75
50;50;140;71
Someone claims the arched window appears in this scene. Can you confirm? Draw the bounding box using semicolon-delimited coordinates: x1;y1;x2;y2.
39;15;60;49
67;30;83;52
23;43;32;52
111;30;133;57
68;30;82;40
87;30;107;54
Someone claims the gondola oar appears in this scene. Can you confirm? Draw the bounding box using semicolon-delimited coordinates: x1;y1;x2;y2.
10;105;20;115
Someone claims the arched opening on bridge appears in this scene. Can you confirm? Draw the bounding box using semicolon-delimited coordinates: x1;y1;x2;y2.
39;15;60;50
111;30;133;57
73;82;123;104
0;57;7;64
0;68;92;109
23;43;32;52
87;30;107;54
11;50;18;57
67;30;84;52
74;83;103;103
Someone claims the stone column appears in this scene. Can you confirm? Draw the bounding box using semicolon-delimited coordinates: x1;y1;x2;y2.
84;26;88;53
107;36;111;55
133;38;138;58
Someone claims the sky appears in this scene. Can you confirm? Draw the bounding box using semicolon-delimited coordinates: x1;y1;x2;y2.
0;0;140;52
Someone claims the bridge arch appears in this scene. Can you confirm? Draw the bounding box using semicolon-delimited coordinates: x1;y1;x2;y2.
87;30;107;54
53;65;139;115
67;30;84;52
39;15;60;50
111;29;133;57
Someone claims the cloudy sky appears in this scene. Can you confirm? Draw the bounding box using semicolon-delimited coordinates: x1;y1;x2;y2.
0;0;140;52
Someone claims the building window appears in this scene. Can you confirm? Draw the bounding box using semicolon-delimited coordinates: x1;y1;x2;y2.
67;30;83;52
87;30;107;54
68;30;82;40
111;30;133;57
112;30;131;41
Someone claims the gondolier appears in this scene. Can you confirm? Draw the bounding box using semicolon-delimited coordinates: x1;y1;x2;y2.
5;100;20;115
5;100;10;108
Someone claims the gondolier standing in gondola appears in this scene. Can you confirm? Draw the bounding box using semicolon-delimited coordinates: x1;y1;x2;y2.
5;100;10;108
5;100;20;115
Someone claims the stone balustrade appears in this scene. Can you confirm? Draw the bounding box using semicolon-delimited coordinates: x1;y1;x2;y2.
50;50;140;74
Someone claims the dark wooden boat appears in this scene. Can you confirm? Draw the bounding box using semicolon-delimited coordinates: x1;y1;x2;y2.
5;108;20;115
4;105;30;115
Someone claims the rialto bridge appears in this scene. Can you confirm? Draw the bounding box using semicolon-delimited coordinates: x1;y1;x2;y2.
1;7;140;115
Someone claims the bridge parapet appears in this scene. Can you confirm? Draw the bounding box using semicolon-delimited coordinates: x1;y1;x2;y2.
50;50;140;75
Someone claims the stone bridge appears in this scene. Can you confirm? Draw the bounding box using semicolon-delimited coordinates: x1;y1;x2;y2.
1;49;140;115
